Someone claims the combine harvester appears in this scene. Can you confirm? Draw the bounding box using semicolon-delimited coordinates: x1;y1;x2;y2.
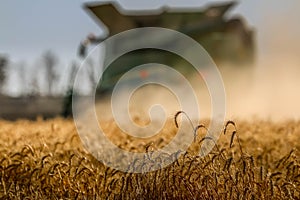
78;1;255;93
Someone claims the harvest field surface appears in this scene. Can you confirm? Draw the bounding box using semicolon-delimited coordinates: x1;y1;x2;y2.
0;117;299;199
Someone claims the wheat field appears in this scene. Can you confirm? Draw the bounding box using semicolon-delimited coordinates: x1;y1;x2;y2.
0;116;299;199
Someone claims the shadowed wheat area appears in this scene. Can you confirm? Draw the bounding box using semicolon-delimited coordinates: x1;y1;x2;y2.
0;117;300;199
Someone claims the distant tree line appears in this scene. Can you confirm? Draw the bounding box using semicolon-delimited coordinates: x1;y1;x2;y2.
0;55;8;93
0;50;98;97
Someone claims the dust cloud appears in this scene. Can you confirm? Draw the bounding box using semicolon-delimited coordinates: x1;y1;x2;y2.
224;3;300;121
220;59;300;121
95;6;300;122
95;56;300;123
94;58;300;122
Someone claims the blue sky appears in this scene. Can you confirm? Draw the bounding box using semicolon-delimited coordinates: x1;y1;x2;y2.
1;0;299;63
0;0;262;63
1;0;300;63
1;0;100;62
